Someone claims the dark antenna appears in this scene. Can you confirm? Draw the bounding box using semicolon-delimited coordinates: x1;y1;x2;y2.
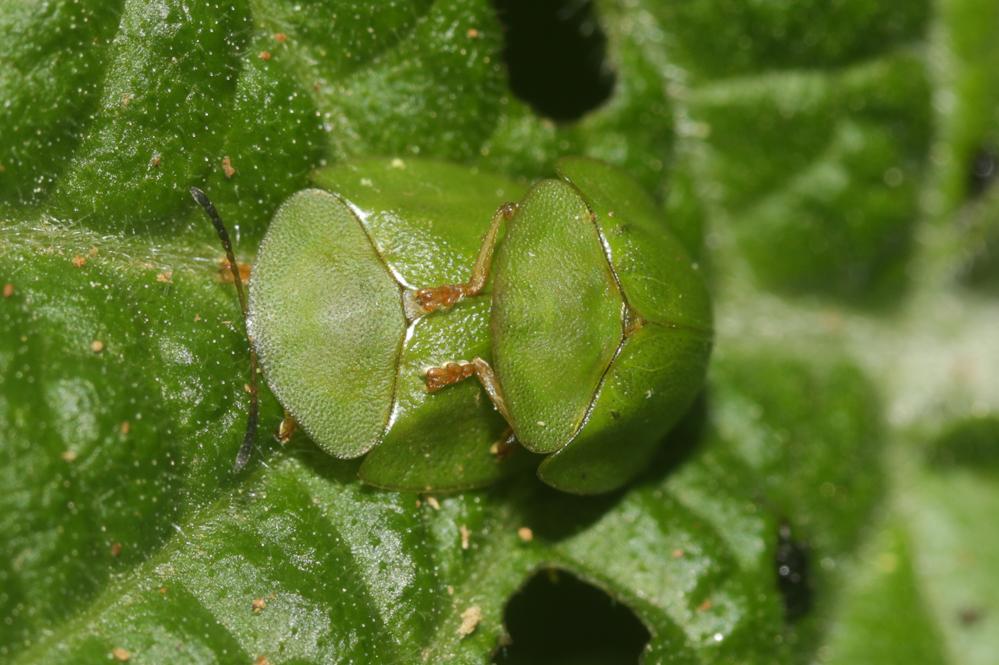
190;187;259;472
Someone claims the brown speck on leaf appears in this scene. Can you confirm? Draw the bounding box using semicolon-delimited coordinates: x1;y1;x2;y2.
697;598;712;612
111;647;131;662
158;586;168;594
90;340;105;353
156;271;173;283
120;420;131;436
72;255;87;268
3;283;13;298
958;606;984;626
274;32;287;43
457;605;482;638
467;27;480;38
425;496;440;510
61;449;78;462
517;527;533;543
252;597;267;613
0;163;6;172
194;313;202;322
149;152;161;168
110;542;123;557
259;50;272;61
88;246;99;257
222;155;236;179
121;92;133;107
219;258;251;284
672;548;685;559
459;525;471;550
255;657;271;665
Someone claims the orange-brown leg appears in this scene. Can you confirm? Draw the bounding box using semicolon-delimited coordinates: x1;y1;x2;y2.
489;428;518;459
276;411;297;444
425;357;513;425
425;360;519;458
410;202;517;313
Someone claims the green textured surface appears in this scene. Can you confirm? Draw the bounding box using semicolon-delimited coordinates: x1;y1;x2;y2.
555;157;713;332
2;0;999;663
359;297;527;491
311;158;526;288
536;158;714;493
310;157;708;493
311;158;531;490
491;179;623;454
538;325;712;494
249;189;405;459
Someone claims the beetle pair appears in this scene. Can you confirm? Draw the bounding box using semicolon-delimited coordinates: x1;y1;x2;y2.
195;157;712;494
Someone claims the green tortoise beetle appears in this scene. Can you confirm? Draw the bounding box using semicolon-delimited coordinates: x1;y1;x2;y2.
195;157;713;494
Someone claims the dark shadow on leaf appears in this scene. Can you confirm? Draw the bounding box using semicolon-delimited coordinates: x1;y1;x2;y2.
926;415;999;474
514;393;709;543
967;146;998;200
285;435;364;486
776;520;814;623
636;393;710;486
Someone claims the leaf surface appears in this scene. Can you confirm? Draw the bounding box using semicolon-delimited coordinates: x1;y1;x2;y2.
2;0;999;663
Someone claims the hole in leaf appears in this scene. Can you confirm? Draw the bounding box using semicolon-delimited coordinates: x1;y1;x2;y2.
491;0;615;122
493;568;649;664
967;146;998;199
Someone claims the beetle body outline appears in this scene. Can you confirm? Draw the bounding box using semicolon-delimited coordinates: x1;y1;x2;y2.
221;157;712;494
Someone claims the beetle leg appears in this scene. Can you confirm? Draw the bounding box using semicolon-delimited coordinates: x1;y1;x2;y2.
425;360;475;391
468;358;513;423
425;357;513;424
426;359;518;457
489;428;518;460
276;411;297;445
462;203;518;296
412;202;518;313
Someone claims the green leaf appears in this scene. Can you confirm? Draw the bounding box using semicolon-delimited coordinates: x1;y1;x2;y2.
0;227;881;660
3;0;999;662
821;419;999;665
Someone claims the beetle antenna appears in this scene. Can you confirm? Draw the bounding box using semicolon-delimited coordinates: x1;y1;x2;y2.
190;187;259;472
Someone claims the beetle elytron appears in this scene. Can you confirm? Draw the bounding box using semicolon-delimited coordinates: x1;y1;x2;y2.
194;157;712;494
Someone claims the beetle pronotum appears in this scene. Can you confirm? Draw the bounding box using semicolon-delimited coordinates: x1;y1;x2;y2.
195;157;712;494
